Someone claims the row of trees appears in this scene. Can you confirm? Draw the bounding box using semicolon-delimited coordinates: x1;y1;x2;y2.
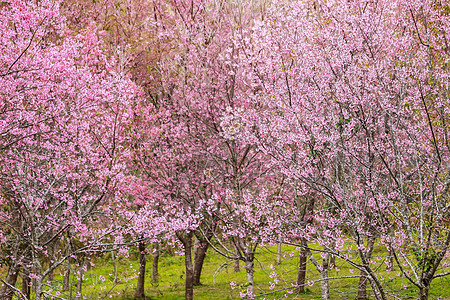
1;0;449;299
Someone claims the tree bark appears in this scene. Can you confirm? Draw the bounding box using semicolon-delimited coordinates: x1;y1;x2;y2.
387;247;394;270
22;268;31;299
111;250;118;284
47;268;54;283
418;284;430;300
0;261;20;300
296;238;308;293
193;240;208;286
356;272;369;299
75;257;85;300
152;242;160;283
47;241;57;284
321;253;330;300
34;277;43;300
180;232;194;300
234;246;240;272
63;258;71;291
135;241;147;299
356;237;375;300
297;195;315;293
245;259;254;297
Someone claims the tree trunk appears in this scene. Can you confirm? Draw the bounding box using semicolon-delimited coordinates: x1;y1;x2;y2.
321;253;330;300
418;284;430;300
48;268;54;283
234;246;240;272
75;258;85;300
182;232;194;300
245;259;254;297
47;241;56;283
297;195;315;293
356;271;369;300
111;251;118;284
34;277;43;300
329;241;336;269
63;258;71;291
388;247;394;270
193;240;208;286
296;239;308;293
0;262;20;300
276;240;282;265
22;269;31;299
135;241;147;299
356;237;375;300
152;242;160;283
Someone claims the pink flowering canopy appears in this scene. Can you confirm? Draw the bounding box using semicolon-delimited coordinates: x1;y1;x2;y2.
1;0;450;299
0;0;140;298
220;0;450;297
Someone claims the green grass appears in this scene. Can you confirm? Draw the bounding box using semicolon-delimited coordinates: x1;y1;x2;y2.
14;244;450;299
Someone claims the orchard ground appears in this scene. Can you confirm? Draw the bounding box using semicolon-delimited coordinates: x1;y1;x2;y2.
5;245;450;300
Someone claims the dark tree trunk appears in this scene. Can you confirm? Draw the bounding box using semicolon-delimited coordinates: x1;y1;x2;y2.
234;246;240;272
152;242;160;283
181;232;194;300
234;259;240;272
296;238;308;293
0;262;20;300
356;237;375;300
63;258;71;291
193;240;208;286
75;257;85;300
47;241;57;283
22;268;31;299
297;196;315;293
418;284;430;300
48;268;54;283
111;251;118;284
21;250;31;299
356;270;368;298
135;241;147;299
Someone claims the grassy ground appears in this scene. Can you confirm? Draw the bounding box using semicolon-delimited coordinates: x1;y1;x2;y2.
12;244;450;299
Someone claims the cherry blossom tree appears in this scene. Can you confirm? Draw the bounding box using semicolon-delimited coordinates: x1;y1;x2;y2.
124;1;288;299
222;0;450;299
3;0;449;300
0;1;140;299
